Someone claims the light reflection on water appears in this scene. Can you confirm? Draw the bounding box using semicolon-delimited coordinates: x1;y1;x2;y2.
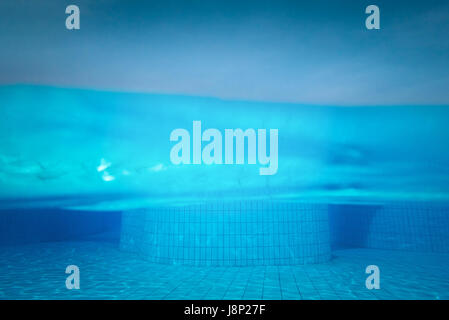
1;85;449;210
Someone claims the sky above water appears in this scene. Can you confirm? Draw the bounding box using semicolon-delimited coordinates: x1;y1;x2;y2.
0;0;449;105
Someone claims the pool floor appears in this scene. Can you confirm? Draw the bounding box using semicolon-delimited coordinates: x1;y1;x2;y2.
0;241;448;300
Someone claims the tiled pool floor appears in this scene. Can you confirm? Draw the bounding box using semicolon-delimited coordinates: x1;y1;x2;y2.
0;241;448;300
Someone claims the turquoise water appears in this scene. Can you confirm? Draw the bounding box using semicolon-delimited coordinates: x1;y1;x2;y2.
1;85;449;208
0;85;448;299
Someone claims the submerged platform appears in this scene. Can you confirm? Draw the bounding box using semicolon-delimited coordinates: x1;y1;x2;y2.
119;201;449;266
120;202;331;266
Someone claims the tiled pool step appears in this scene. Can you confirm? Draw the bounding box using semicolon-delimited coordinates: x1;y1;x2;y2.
120;202;331;266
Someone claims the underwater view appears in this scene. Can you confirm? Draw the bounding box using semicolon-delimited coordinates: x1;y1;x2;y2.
1;0;449;302
1;85;448;300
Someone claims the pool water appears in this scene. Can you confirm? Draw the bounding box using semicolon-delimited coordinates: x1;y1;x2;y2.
1;85;449;300
1;201;448;300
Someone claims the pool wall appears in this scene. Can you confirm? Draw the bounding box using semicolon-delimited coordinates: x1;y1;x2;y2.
120;202;331;266
2;201;447;264
0;208;121;246
329;202;449;253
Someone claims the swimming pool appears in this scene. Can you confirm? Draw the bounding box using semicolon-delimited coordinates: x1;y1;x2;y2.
0;85;448;300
